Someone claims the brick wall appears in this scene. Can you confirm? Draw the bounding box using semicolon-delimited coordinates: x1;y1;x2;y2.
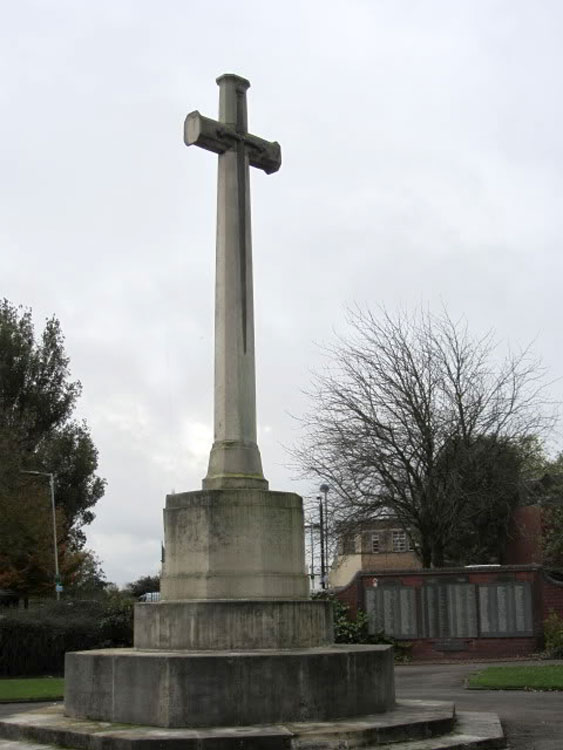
505;506;544;565
336;564;563;660
410;637;538;661
337;574;363;616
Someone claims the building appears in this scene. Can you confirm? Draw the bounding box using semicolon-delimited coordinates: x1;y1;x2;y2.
329;517;420;588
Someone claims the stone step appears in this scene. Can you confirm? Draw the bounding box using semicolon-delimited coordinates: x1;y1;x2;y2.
363;712;506;750
290;700;455;747
0;701;453;749
0;743;53;750
0;704;505;750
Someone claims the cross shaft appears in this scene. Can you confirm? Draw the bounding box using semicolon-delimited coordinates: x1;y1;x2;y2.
184;74;281;490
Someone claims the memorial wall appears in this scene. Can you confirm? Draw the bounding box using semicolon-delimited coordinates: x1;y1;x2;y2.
337;564;563;660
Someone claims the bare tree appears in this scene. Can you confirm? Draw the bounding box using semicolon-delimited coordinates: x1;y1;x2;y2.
294;307;555;568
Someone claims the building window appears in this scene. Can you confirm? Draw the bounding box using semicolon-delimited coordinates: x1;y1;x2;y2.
371;533;380;553
392;529;409;553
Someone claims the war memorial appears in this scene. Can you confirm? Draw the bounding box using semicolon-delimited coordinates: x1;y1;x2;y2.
0;75;506;748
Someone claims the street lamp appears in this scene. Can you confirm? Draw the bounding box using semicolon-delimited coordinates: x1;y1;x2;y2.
20;470;61;600
319;483;330;586
317;496;326;589
303;518;320;586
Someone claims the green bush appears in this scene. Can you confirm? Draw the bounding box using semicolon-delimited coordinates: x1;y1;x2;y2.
98;592;134;647
332;599;372;644
0;595;134;676
544;611;563;659
313;592;412;661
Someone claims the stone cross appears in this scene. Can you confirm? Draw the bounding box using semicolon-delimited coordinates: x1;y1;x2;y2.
185;74;281;490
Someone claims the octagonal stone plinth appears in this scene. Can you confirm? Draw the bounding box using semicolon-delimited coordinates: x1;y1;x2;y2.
134;599;333;649
160;489;309;600
65;645;395;728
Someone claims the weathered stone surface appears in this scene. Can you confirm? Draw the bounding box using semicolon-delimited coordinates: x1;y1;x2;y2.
367;586;418;638
0;702;506;750
64;645;395;728
183;75;281;491
160;489;309;600
134;599;333;650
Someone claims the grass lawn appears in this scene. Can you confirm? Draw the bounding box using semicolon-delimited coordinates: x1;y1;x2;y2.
0;677;64;702
468;665;563;691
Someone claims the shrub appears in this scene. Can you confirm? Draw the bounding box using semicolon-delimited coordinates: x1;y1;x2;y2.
0;595;134;676
97;592;134;647
544;611;563;659
313;592;412;661
332;598;372;644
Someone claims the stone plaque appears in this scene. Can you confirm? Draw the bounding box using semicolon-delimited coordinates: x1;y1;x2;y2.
478;582;533;636
366;586;418;638
447;584;478;637
422;584;476;638
422;584;447;638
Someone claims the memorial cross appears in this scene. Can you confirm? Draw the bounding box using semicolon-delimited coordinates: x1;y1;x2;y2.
185;74;281;490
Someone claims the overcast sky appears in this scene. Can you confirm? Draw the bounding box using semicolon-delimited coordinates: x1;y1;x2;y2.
2;1;562;585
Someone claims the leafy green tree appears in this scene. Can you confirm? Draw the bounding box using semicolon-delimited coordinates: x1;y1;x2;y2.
65;550;107;596
540;453;563;569
439;436;525;565
0;300;80;447
543;507;563;568
0;478;59;596
124;575;161;598
0;299;105;593
35;420;105;544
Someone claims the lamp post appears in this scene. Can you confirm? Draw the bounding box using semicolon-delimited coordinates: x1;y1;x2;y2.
319;483;330;586
303;518;319;587
20;470;61;600
317;497;326;589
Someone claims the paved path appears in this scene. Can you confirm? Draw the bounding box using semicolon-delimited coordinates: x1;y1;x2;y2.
395;661;562;750
0;704;52;719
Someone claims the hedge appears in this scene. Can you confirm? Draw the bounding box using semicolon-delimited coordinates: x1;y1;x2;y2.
0;597;133;677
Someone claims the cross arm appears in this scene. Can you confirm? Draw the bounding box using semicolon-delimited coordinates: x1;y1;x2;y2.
246;135;281;175
184;111;230;155
184;111;281;175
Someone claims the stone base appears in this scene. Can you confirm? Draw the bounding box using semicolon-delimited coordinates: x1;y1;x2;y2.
0;702;507;749
160;489;309;600
203;440;269;490
134;599;333;649
64;645;395;728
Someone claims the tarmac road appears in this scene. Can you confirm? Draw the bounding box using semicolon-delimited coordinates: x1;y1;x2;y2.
395;660;563;750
